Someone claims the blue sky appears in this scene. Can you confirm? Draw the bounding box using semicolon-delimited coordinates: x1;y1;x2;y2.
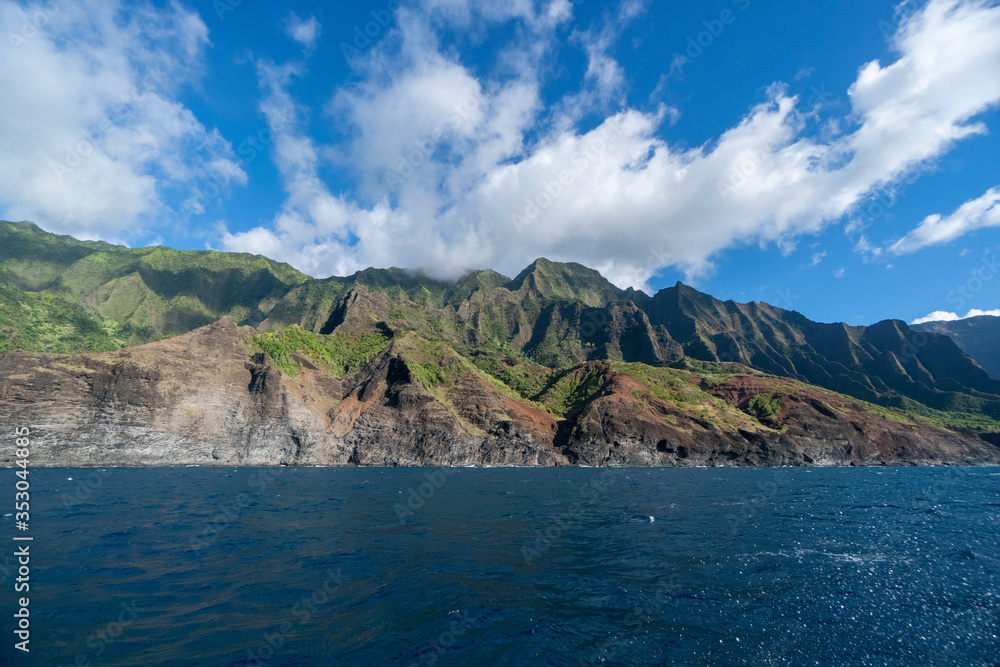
1;0;999;326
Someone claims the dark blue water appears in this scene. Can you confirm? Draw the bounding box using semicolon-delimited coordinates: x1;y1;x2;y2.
4;467;999;666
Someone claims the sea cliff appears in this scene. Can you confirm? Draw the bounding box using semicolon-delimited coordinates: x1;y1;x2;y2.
3;317;997;467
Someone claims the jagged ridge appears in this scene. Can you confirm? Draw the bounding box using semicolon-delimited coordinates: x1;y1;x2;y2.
3;221;1000;442
0;220;309;351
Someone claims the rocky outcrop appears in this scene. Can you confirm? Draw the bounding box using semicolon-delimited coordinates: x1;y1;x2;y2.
320;287;394;335
0;318;564;467
563;373;999;467
1;318;998;468
0;318;312;466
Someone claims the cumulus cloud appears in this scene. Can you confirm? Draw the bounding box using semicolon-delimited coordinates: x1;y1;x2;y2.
284;13;320;50
912;308;1000;324
221;0;1000;289
219;59;382;277
891;185;1000;253
0;0;243;241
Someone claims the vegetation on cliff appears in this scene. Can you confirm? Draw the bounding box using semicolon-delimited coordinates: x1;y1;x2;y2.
3;220;1000;443
0;220;309;352
250;327;391;377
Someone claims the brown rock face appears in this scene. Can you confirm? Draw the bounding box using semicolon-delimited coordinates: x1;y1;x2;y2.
0;318;312;466
0;318;564;467
1;318;998;468
704;377;1000;467
562;374;1000;467
320;287;394;335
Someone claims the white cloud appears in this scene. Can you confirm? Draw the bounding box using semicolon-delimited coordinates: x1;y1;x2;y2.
913;310;962;323
891;185;1000;253
912;308;1000;324
417;0;573;35
219;60;384;277
222;0;1000;289
855;235;884;260
0;0;243;240
561;2;647;120
794;67;815;81
284;13;320;50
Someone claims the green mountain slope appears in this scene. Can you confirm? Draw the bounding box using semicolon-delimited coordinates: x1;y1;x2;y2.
0;284;125;353
0;220;309;351
637;283;1000;418
504;258;623;306
913;316;1000;381
2;221;999;438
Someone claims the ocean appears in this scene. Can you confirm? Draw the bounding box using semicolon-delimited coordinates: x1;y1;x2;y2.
7;466;999;666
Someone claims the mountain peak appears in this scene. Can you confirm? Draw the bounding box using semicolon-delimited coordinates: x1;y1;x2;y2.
448;268;511;304
506;258;622;307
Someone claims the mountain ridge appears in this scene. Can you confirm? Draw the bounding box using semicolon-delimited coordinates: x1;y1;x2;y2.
0;220;310;351
912;315;1000;381
3;220;1000;459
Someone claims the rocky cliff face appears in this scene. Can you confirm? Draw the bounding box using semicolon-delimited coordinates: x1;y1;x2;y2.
563;373;997;467
0;318;565;467
2;318;997;468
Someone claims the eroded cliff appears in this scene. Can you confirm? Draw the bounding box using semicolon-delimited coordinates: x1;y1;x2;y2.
2;317;997;467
